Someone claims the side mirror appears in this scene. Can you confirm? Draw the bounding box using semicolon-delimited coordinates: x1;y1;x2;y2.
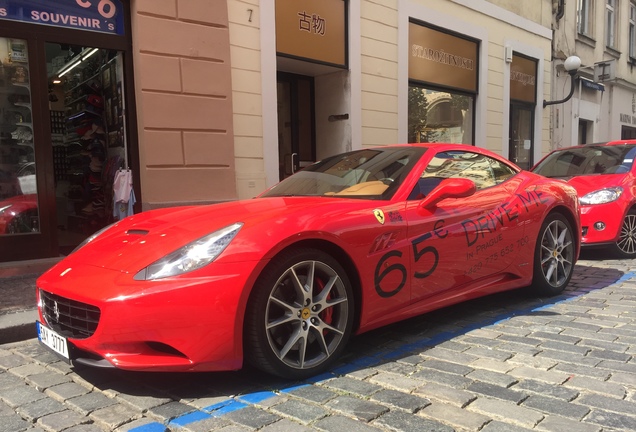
418;178;476;212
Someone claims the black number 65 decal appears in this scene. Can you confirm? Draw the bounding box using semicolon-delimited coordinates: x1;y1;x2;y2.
374;237;440;298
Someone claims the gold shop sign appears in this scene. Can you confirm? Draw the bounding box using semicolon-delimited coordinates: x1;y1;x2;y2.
409;22;478;92
510;54;537;104
276;0;346;67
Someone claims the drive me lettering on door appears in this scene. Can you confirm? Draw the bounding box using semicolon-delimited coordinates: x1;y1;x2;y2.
462;189;548;273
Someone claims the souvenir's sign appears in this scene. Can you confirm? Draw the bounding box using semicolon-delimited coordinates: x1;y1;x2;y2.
0;0;124;35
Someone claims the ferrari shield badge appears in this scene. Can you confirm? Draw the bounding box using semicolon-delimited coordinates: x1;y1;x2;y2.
373;209;385;225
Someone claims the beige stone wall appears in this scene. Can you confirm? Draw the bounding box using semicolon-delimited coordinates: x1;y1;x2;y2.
131;0;237;209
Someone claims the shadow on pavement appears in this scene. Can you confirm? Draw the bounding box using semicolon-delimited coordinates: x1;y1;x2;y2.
59;260;628;405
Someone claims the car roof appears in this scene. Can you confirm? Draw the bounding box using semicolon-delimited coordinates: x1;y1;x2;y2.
376;142;505;154
542;139;636;153
373;143;522;170
602;139;636;146
581;139;636;147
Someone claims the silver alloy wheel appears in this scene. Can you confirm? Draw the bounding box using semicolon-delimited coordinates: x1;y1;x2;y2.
265;259;349;370
617;213;636;255
540;218;574;287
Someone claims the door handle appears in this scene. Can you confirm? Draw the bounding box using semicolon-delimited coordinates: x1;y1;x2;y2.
291;153;298;174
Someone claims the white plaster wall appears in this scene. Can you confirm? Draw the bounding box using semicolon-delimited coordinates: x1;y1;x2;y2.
228;0;268;198
360;0;399;147
315;71;353;159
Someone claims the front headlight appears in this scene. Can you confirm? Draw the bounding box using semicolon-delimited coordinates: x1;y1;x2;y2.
580;187;623;205
0;204;12;214
134;222;243;280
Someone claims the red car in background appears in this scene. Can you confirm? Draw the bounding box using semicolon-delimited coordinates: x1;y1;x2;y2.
532;139;636;258
0;193;38;233
36;144;580;378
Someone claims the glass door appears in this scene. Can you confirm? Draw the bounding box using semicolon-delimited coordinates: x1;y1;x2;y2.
509;104;535;170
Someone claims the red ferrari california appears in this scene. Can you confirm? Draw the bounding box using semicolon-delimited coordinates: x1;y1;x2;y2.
36;144;580;378
532;139;636;258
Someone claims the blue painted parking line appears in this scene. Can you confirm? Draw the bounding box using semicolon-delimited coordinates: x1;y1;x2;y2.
168;410;212;427
128;422;167;432
280;383;311;393
206;399;248;416
236;390;277;404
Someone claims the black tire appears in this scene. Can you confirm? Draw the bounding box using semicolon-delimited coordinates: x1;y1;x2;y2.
612;210;636;258
244;248;354;379
532;212;575;296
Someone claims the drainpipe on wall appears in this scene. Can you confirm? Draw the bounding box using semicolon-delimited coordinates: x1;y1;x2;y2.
555;0;565;21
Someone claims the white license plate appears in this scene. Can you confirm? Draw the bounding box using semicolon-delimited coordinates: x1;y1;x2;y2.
37;321;69;361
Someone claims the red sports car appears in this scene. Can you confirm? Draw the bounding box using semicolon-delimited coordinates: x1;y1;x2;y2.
532;139;636;258
36;144;580;378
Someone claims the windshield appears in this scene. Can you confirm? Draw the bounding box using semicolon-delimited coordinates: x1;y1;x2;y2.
533;145;636;178
261;147;425;199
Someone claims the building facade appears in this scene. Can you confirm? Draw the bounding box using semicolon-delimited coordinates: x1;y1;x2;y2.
551;0;636;146
0;0;554;267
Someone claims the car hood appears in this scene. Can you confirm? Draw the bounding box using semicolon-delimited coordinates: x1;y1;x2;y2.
51;197;379;274
558;174;626;196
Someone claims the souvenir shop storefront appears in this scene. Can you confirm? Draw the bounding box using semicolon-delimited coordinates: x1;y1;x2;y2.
0;0;139;263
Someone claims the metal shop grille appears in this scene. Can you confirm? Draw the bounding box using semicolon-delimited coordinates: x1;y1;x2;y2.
40;290;101;339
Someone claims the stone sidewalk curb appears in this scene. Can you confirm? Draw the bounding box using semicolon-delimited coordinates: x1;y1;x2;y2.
0;309;38;344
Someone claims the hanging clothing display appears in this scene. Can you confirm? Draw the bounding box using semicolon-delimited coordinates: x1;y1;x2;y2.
112;169;134;220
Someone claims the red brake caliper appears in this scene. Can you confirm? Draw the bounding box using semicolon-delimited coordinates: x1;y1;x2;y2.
315;277;333;334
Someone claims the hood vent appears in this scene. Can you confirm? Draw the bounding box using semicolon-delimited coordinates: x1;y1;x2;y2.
126;229;149;236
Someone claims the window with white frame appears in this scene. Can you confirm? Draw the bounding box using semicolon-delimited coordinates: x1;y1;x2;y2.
630;2;636;58
578;0;594;37
606;0;618;48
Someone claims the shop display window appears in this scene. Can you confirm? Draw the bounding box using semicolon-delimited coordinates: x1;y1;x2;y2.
408;85;474;145
0;37;39;235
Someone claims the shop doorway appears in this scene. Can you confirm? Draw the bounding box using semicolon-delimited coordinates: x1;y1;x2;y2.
276;72;316;181
46;43;129;254
622;125;636;140
509;103;535;170
579;119;593;144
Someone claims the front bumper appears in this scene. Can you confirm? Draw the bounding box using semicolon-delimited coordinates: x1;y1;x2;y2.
36;261;255;372
580;202;625;246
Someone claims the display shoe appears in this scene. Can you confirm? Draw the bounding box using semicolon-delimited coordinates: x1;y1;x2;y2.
11;127;33;141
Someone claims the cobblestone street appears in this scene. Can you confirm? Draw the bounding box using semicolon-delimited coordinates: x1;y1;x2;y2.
3;253;636;431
